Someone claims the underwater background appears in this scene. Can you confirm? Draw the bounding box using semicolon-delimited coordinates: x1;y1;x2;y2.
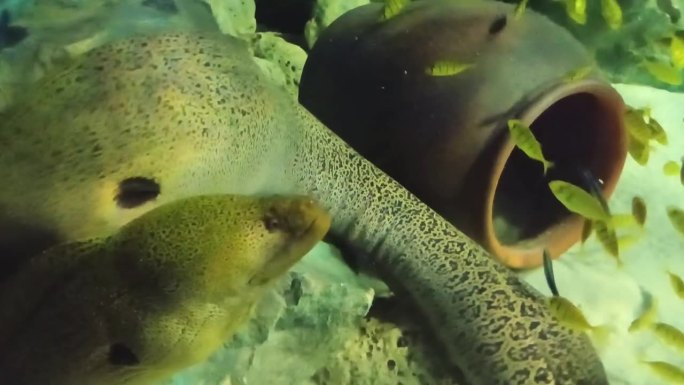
1;0;684;384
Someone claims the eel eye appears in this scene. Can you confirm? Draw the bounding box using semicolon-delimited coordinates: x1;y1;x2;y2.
489;15;507;35
115;177;160;209
263;215;281;232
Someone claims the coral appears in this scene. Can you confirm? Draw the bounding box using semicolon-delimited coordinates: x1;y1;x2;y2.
203;0;256;39
250;32;308;98
304;0;370;48
313;299;460;385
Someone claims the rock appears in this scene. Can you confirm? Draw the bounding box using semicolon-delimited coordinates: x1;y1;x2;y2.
164;243;378;385
203;0;256;39
314;297;461;385
250;32;308;98
304;0;369;48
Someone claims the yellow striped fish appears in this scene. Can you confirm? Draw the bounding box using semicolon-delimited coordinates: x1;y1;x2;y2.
593;219;620;266
642;60;683;86
669;271;684;299
600;0;623;30
565;0;587;24
642;360;684;383
667;206;684;236
548;180;611;221
380;0;409;21
507;119;554;174
631;196;646;227
425;60;474;77
629;295;658;333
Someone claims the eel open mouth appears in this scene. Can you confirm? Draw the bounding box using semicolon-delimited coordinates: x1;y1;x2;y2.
486;82;627;267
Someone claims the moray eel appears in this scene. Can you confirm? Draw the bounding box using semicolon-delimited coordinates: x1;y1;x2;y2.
0;32;607;384
0;194;330;385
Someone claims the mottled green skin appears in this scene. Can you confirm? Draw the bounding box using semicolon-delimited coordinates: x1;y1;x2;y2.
0;33;607;384
0;194;330;385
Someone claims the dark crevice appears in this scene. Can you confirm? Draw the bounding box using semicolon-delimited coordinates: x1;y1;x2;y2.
255;0;315;35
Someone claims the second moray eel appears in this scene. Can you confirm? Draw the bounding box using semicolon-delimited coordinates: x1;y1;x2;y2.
0;194;330;385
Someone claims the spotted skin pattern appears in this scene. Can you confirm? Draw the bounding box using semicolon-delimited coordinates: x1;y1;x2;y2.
0;194;331;385
0;33;607;384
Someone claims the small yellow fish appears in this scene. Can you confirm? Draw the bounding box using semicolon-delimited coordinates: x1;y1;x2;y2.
507;119;554;174
617;232;641;252
514;0;529;19
627;133;650;166
647;117;668;145
548;296;612;346
669;272;684;299
548;180;611;221
425;60;474;77
625;107;656;144
652;322;684;353
581;218;593;244
600;0;623;30
565;0;587;25
631;196;646;227
663;160;682;176
563;65;594;83
642;360;684;383
671;33;684;69
641;106;653;121
593;219;621;265
611;213;638;228
642;60;683;86
629;296;658;333
667;206;684;236
380;0;409;21
548;296;592;330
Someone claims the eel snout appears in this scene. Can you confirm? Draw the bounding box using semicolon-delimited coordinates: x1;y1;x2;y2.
263;195;332;239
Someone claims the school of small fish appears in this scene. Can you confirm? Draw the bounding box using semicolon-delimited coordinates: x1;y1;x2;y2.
565;110;683;380
502;75;684;381
561;0;622;29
